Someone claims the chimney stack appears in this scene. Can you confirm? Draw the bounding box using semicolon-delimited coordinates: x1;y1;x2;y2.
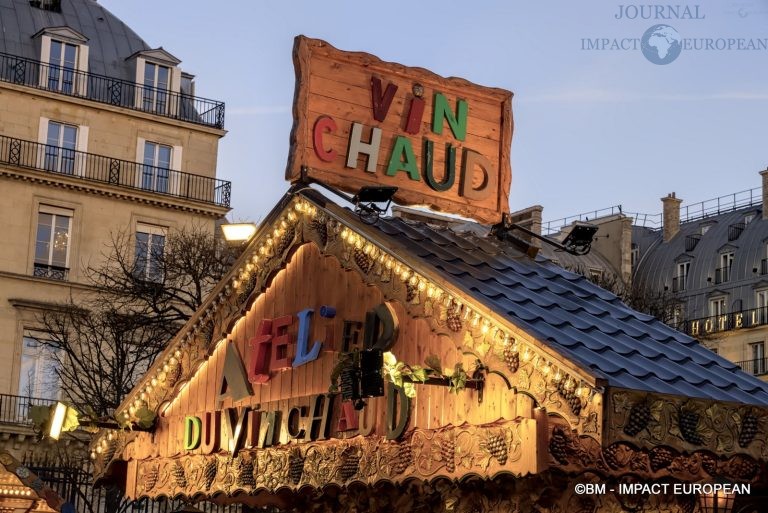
661;192;682;242
761;168;768;219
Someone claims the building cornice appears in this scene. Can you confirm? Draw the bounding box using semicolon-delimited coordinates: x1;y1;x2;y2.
0;168;229;218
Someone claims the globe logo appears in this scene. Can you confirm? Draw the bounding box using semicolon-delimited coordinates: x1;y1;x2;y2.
641;24;682;65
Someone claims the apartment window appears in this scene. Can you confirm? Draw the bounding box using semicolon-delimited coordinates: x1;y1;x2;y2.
675;261;689;292
631;244;639;268
758;290;768;325
751;342;766;375
18;335;61;400
709;296;726;317
588;268;602;283
143;61;170;114
142;142;171;193
34;205;72;280
134;223;166;281
717;252;734;283
48;39;77;93
45;121;77;174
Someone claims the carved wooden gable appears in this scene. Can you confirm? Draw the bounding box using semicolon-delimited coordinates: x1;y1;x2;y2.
96;193;604;501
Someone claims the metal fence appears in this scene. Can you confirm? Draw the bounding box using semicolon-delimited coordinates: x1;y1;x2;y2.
27;463;251;513
0;133;231;208
0;393;56;425
0;50;225;129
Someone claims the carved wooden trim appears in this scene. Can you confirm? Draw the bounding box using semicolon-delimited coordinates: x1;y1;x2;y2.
607;390;768;461
128;419;538;501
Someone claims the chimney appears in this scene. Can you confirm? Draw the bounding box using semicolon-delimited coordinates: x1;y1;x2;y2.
761;168;768;219
661;192;682;242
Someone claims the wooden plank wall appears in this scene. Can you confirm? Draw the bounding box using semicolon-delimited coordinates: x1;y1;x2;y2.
155;243;520;457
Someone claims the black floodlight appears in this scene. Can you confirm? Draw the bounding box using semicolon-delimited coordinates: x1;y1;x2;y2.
352;186;398;224
360;349;385;398
562;222;599;256
492;214;599;256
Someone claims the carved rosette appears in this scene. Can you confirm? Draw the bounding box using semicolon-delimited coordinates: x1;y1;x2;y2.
131;420;534;500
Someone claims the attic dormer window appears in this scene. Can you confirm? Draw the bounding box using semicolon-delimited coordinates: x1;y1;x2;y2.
143;61;170;114
48;40;77;93
34;27;89;96
129;48;182;117
29;0;61;12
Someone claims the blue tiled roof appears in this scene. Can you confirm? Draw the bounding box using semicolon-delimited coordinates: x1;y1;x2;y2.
349;210;768;407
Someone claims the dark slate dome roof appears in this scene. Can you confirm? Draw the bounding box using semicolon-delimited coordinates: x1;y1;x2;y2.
0;0;151;80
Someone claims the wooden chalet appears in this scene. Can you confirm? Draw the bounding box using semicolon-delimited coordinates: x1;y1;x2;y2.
89;37;768;513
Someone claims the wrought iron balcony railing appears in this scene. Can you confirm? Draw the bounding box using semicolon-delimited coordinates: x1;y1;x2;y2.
736;357;768;376
674;306;768;337
0;134;231;208
0;50;225;128
33;263;69;281
0;393;57;426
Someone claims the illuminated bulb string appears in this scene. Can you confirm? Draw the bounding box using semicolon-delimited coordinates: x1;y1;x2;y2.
115;198;596;429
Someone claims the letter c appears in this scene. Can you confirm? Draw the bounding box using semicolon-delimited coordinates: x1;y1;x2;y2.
313;115;337;162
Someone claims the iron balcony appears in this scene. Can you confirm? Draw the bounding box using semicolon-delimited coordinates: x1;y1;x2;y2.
0;393;56;426
0;133;231;208
0;50;225;129
735;357;768;377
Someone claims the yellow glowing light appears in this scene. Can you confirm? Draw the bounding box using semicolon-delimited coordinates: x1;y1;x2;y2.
49;402;68;440
221;223;257;242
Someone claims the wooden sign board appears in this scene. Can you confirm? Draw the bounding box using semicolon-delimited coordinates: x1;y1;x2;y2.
286;36;513;224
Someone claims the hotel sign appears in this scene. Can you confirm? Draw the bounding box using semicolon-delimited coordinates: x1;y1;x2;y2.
286;36;513;224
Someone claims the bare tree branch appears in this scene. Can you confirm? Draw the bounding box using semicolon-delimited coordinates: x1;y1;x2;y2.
35;224;237;418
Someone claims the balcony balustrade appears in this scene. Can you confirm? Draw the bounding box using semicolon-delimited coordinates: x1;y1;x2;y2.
0;50;225;128
0;134;230;208
0;393;56;426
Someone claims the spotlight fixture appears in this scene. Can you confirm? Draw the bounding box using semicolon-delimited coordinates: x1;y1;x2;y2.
492;214;599;256
352;186;398;224
221;223;257;243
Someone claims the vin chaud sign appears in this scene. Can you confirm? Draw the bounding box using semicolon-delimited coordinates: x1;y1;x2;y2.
286;36;513;224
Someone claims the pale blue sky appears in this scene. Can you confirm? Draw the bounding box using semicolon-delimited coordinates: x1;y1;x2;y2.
101;0;768;226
